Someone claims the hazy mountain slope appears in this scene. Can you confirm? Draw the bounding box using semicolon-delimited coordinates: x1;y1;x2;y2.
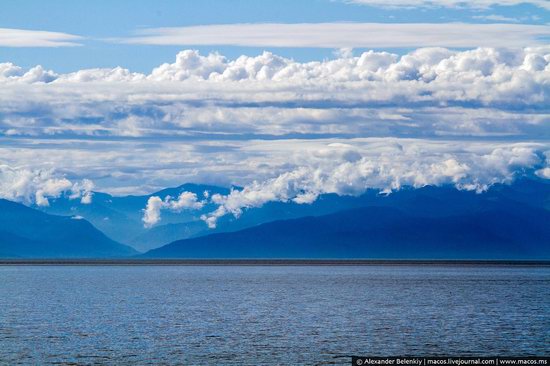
38;183;230;245
128;221;207;252
0;199;137;258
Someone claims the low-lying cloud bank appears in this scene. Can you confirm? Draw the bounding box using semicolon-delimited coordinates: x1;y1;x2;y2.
0;165;93;206
200;145;548;228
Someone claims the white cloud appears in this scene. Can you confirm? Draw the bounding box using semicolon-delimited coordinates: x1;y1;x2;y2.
60;67;145;83
142;191;204;227
344;0;550;10
0;63;58;83
142;196;164;228
70;179;95;204
0;165;94;206
121;23;550;48
535;167;550;178
167;191;205;211
0;28;82;47
472;15;520;22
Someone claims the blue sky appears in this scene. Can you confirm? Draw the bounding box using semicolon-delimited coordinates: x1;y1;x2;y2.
1;0;549;72
0;0;549;226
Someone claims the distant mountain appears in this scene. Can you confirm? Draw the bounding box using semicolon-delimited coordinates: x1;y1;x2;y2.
128;221;207;252
143;199;550;260
38;183;229;250
35;179;550;253
0;199;137;258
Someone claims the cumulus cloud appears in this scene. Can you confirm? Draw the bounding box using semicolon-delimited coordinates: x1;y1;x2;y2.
0;63;58;83
0;165;94;206
142;196;164;228
142;191;205;227
0;28;82;47
344;0;550;10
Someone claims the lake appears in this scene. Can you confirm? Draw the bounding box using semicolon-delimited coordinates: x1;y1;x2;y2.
0;265;549;365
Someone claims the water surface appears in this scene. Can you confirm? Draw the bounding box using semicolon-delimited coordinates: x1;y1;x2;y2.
0;265;548;365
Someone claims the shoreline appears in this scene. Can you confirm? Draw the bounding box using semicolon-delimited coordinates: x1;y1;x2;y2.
1;259;549;266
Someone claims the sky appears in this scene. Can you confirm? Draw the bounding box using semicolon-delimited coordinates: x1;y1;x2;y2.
0;0;549;227
2;0;549;71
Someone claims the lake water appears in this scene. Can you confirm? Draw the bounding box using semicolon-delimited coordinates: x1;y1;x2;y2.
0;265;549;365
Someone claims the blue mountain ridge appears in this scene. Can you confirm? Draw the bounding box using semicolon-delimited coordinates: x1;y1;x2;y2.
0;199;137;258
143;202;550;260
2;179;548;259
39;179;550;252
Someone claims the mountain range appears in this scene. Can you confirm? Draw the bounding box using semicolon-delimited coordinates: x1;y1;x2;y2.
144;203;550;259
1;178;548;259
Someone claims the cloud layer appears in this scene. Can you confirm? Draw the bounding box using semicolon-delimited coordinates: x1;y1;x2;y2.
0;28;82;47
0;47;548;227
1;47;549;140
123;23;550;48
345;0;550;10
